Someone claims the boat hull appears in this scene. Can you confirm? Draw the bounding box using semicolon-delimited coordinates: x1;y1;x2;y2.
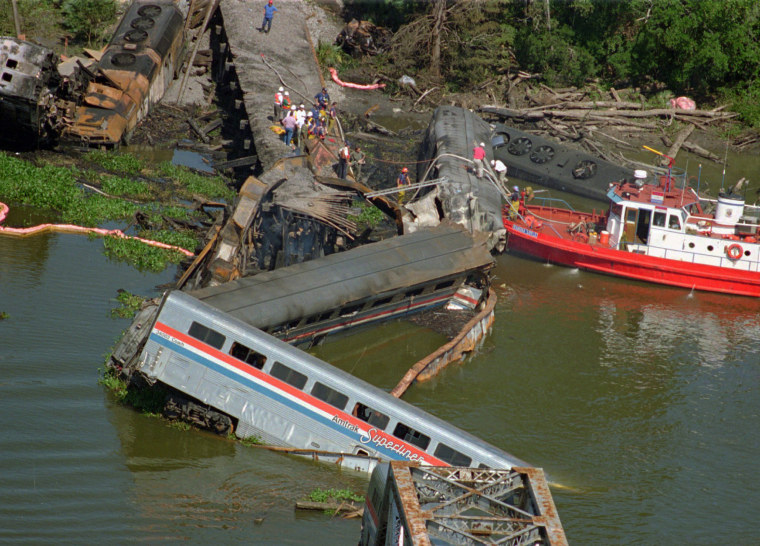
504;220;760;298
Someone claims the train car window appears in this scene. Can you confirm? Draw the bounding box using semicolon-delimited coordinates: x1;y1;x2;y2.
434;279;456;291
371;296;393;308
311;382;348;410
340;303;364;316
433;443;472;467
405;287;424;298
353;402;390;430
270;362;308;390
188;322;225;350
229;342;267;369
392;422;430;450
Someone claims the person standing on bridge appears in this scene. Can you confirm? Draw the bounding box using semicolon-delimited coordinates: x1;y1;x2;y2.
281;110;297;148
315;87;330;109
260;0;278;34
338;141;351;179
490;159;508;185
472;142;486;178
397;167;410;202
273;86;284;120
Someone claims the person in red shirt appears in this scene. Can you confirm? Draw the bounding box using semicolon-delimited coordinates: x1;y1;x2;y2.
472;142;486;178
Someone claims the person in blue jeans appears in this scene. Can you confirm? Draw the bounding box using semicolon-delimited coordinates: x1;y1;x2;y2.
260;0;277;33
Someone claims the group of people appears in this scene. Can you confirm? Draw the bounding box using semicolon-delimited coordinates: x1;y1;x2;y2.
275;86;340;150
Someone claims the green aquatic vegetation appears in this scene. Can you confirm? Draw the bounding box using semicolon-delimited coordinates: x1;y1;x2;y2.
84;150;144;175
99;367;129;402
158;161;236;202
156;204;191;221
101;175;151;199
308;488;364;504
103;233;190;273
0;312;8;320
238;434;264;446
62;194;140;226
110;290;145;319
0;154;82;210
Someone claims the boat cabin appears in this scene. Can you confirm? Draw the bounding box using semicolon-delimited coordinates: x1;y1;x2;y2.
605;170;760;271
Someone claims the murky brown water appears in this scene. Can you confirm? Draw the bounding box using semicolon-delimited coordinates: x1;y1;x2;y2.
1;145;758;543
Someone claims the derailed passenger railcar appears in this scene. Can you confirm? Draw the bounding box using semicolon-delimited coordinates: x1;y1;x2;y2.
63;0;186;146
130;290;530;473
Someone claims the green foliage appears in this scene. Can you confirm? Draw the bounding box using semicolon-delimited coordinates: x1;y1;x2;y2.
99;367;128;401
110;290;145;319
62;194;139;226
239;434;264;446
157;162;236;202
515;24;598;87
348;202;385;230
308;488;364;504
0;0;64;48
0;154;82;210
101;176;151;199
316;41;356;71
103;229;196;273
62;0;118;46
0;312;8;320
84;150;144;176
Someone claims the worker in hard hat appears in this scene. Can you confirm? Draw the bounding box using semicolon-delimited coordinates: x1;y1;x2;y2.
397;167;410;203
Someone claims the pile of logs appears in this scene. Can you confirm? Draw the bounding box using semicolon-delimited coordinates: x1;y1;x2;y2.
480;84;740;164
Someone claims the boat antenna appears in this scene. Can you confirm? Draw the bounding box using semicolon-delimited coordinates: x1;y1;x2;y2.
720;139;729;193
680;158;690;207
643;145;674;191
696;164;702;197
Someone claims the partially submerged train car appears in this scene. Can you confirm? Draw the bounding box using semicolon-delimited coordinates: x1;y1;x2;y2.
416;106;507;252
120;289;530;473
186;223;493;346
62;0;186;146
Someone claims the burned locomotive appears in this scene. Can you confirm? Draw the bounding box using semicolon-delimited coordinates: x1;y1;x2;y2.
0;0;186;149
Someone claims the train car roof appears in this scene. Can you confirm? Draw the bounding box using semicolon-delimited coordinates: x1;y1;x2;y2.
162;289;530;469
187;223;493;330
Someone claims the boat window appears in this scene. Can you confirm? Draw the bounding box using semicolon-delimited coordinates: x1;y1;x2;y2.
188;321;225;350
610;204;623;218
270;361;308;389
392;422;431;450
434;279;457;291
434;443;472;467
653;211;666;227
311;382;348;410
668;214;682;230
229;342;267;369
353;402;390;430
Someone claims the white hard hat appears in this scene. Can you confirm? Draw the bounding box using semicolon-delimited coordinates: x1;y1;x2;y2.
278;86;283;92
307;111;313;117
299;104;304;108
490;159;495;166
479;142;485;147
513;185;519;192
284;91;289;95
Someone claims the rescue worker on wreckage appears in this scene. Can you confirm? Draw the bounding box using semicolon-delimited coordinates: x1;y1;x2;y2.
397;167;410;202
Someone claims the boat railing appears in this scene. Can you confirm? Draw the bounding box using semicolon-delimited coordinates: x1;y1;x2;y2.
531;197;575;211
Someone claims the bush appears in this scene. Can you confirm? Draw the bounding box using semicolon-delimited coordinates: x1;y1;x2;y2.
62;0;118;46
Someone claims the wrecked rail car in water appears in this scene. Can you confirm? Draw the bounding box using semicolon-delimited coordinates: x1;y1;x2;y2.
415;106;507;252
0;0;186;149
109;289;531;473
186;223;493;347
361;462;567;546
114;224;493;359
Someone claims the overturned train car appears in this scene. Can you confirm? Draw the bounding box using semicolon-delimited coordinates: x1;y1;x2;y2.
114;289;530;473
62;0;186;146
